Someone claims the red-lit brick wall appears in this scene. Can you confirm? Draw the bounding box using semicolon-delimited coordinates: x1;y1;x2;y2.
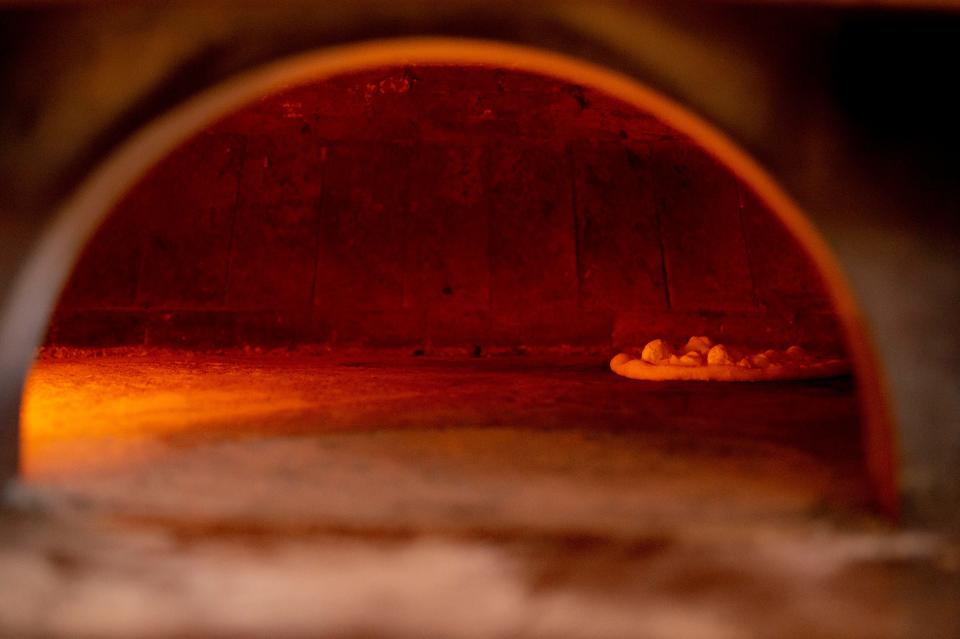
47;66;841;352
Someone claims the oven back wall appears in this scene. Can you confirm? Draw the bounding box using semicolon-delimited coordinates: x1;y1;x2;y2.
46;67;840;352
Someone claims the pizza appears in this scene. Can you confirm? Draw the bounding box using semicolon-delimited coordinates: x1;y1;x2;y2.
610;336;849;382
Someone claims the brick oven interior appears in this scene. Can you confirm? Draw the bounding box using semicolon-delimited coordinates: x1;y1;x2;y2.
7;65;956;637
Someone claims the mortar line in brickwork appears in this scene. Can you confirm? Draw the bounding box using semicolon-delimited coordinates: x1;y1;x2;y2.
483;145;494;315
735;180;762;309
307;145;328;309
568;143;583;308
132;208;150;346
651;145;672;310
398;142;412;312
219;136;247;306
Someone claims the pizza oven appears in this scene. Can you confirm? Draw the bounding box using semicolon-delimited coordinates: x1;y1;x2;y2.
0;3;958;638
23;60;871;509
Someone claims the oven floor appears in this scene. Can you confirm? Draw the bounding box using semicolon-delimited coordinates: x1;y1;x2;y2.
1;352;957;638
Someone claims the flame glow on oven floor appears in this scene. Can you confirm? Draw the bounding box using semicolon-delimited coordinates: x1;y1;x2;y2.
20;351;871;524
5;351;957;638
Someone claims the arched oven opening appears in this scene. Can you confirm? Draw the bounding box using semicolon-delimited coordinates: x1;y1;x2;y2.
7;45;934;636
22;64;875;524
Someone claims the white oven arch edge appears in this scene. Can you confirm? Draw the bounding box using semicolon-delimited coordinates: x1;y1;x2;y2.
0;37;898;517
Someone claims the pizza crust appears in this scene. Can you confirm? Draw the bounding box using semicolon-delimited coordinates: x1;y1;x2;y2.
610;337;849;382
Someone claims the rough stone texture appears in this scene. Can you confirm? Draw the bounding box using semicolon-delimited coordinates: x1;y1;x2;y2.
572;142;667;311
47;66;840;352
135;133;243;308
225;201;320;309
56;210;142;309
488;145;581;341
313;143;410;316
46;309;147;347
3;352;956;638
654;144;756;311
404;145;489;317
225;131;324;310
739;186;833;311
145;310;238;349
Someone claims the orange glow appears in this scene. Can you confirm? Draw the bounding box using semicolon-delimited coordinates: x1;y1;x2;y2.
20;357;313;478
21;352;871;518
12;37;896;515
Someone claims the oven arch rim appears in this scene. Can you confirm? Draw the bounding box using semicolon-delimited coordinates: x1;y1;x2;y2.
0;35;899;517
